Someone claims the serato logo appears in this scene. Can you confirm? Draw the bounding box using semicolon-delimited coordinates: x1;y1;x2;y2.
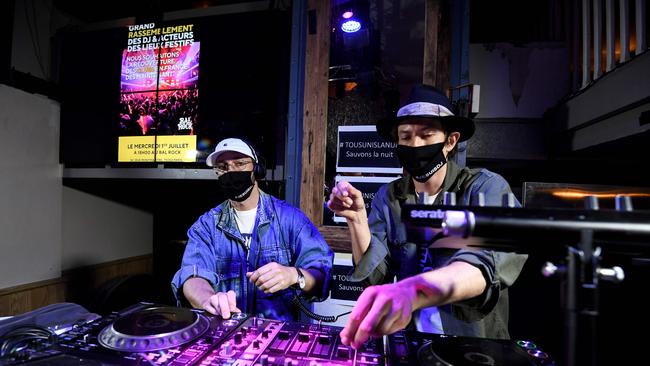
410;209;445;219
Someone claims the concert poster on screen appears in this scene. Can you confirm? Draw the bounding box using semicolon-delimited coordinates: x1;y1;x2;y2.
117;22;200;162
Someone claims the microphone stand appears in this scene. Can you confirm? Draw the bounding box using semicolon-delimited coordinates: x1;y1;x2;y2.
562;229;598;366
402;199;645;366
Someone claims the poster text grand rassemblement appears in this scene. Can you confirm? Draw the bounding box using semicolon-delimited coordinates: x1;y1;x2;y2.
118;22;199;163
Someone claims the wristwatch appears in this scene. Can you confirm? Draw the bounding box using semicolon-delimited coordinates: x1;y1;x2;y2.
294;267;306;290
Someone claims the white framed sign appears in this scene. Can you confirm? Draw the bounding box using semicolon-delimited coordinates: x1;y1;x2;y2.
336;125;402;174
332;175;401;223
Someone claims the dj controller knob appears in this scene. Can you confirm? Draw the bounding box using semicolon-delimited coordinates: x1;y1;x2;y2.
443;191;456;206
584;195;599;210
615;195;634;211
220;341;234;357
502;192;517;208
157;354;170;364
253;340;261;349
360;356;368;363
234;332;243;344
259;354;269;366
232;312;247;320
477;192;486;207
283;357;294;366
527;349;550;359
262;330;270;338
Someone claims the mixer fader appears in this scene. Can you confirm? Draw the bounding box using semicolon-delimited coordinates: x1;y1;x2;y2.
198;315;383;366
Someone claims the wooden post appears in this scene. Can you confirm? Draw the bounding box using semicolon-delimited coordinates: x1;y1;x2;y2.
300;0;330;225
423;0;440;86
436;0;451;91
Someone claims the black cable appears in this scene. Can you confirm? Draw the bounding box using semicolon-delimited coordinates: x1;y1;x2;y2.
0;325;57;359
266;199;349;323
290;289;351;323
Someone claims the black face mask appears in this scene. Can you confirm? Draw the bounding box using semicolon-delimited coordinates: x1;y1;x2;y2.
396;142;447;183
217;171;255;202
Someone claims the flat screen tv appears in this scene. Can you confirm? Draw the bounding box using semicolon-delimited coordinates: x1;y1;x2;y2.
58;10;290;170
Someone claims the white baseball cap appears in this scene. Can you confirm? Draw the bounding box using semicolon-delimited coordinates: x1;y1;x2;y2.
206;138;258;167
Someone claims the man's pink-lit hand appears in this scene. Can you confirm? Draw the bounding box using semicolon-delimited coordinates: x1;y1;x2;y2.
327;180;366;221
339;282;419;349
200;290;241;319
247;262;298;294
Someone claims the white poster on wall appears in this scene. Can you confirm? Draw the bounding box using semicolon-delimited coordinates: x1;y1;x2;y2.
336;125;402;174
332;175;400;223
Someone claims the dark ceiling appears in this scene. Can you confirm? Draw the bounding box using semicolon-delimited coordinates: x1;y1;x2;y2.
52;0;273;23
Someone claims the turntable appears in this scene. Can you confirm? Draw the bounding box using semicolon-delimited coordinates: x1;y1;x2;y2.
389;332;555;366
98;306;211;352
417;336;554;366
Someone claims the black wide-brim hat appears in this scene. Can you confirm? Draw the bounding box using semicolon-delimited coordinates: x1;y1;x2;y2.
376;84;475;142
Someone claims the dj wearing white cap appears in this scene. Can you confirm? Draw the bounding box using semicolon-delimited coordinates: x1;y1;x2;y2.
172;138;333;321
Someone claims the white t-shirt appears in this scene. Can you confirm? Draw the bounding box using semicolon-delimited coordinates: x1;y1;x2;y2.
413;191;444;334
234;206;257;251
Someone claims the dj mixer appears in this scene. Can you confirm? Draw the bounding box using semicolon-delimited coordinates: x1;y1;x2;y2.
0;302;555;366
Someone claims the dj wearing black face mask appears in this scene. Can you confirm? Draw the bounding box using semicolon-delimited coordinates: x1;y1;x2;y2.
327;84;527;348
172;138;333;321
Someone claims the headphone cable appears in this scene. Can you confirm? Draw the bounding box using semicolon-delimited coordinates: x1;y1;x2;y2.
290;289;351;323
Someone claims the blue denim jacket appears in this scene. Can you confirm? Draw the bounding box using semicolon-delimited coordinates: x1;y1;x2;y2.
171;190;333;321
352;160;527;339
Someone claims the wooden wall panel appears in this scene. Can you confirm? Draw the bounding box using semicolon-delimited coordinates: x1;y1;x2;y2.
0;255;152;316
64;254;153;289
0;278;67;316
318;226;354;253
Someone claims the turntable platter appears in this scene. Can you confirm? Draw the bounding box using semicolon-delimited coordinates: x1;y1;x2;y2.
418;336;551;366
98;306;210;352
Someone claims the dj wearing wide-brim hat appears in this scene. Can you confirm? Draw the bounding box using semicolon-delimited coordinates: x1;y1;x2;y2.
327;83;527;348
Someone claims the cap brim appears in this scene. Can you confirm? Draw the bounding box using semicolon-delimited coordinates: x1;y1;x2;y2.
205;150;221;167
376;114;475;142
